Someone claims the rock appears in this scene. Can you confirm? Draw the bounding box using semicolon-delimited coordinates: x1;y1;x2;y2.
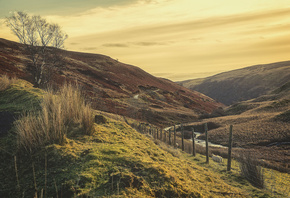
94;115;107;124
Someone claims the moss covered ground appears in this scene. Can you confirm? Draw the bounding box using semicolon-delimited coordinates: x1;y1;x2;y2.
0;80;43;112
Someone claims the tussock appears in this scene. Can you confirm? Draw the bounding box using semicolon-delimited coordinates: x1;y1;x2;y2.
239;152;265;189
0;74;17;91
81;105;94;135
15;83;94;151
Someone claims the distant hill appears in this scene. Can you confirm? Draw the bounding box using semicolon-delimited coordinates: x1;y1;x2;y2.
0;38;223;126
179;61;290;105
183;81;290;171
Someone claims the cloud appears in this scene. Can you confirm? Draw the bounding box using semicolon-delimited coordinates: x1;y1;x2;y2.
102;43;129;48
131;41;167;46
133;7;290;37
101;41;169;48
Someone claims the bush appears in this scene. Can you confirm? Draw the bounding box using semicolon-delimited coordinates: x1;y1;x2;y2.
239;152;264;189
15;83;94;151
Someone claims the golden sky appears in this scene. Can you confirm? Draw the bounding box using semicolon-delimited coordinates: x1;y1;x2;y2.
1;0;290;81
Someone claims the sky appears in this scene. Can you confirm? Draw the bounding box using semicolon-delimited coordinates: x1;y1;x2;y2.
1;0;290;81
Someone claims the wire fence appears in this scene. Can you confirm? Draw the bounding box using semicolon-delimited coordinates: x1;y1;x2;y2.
128;120;290;197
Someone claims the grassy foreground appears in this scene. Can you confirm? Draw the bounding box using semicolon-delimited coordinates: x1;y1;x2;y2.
0;79;289;197
1;119;246;197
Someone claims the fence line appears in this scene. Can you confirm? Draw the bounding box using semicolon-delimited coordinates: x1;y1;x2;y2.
128;120;289;197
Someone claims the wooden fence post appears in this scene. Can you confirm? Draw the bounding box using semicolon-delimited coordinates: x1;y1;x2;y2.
227;125;233;171
192;127;196;156
181;124;184;151
169;128;171;145
174;124;176;148
205;123;209;164
164;129;166;143
157;128;159;140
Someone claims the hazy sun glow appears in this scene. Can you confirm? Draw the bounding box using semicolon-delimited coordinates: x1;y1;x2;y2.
1;0;290;81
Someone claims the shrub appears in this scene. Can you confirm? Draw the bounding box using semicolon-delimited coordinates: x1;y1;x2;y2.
239;152;264;189
15;83;95;151
0;75;17;91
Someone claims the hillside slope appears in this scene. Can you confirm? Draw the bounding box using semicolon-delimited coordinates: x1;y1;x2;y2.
0;38;223;126
0;81;247;197
185;82;290;172
180;61;290;105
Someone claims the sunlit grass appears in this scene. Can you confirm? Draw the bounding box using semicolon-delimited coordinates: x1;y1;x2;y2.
0;74;17;91
15;83;94;151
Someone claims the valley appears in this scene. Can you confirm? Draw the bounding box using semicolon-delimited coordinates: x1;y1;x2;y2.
178;65;290;173
0;38;289;197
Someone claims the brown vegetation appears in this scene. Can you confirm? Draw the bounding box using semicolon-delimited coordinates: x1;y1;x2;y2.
0;38;223;127
185;88;290;172
0;75;17;91
15;84;94;151
239;152;265;189
180;61;290;105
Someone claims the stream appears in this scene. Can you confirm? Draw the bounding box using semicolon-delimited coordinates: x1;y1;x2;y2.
191;132;227;148
164;126;228;149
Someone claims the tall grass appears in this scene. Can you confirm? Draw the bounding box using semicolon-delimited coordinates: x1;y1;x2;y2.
239;152;265;189
0;74;17;91
81;105;95;135
15;83;94;151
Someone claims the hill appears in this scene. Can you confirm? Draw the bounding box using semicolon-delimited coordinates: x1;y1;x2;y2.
0;38;223;126
0;80;242;197
1;80;289;197
179;61;290;105
184;82;290;172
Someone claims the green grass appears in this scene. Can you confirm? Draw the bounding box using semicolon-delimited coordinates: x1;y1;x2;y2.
0;80;43;112
182;152;290;198
2;116;289;197
1;118;247;197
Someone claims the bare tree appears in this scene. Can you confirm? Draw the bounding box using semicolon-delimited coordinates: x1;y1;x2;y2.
5;11;68;87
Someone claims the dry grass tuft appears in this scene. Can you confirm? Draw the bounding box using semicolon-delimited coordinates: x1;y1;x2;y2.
15;83;95;151
0;75;17;91
81;105;94;135
239;152;265;189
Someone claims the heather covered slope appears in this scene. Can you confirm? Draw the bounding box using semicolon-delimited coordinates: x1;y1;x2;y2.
185;82;290;171
180;61;290;105
0;38;223;126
